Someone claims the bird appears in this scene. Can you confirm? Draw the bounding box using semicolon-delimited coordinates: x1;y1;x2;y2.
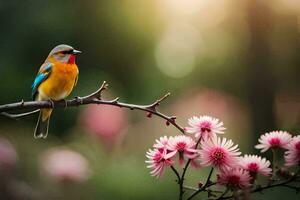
31;44;81;139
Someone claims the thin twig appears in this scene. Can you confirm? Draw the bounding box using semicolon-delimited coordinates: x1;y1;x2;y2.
171;165;183;200
252;176;300;193
0;109;40;119
183;185;198;191
215;188;230;200
0;81;185;133
81;81;108;100
183;186;223;195
177;136;203;200
187;168;215;200
171;165;181;183
219;174;300;200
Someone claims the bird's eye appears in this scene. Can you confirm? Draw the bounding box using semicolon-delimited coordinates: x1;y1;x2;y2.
61;50;73;54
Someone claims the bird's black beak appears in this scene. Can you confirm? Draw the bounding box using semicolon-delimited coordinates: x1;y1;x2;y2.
72;49;82;55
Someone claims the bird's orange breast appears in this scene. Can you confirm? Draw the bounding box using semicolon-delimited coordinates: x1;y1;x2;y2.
38;62;78;100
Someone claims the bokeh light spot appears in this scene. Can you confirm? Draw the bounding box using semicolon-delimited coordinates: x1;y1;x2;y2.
155;23;201;78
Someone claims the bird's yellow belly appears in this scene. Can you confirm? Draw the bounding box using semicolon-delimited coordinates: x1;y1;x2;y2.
38;64;78;101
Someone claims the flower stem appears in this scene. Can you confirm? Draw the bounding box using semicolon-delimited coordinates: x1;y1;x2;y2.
220;173;300;200
171;165;184;200
187;168;215;200
215;187;230;200
173;136;203;200
171;165;181;182
271;148;278;178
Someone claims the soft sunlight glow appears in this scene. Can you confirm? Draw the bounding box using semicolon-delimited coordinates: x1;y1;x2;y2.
278;0;300;11
155;23;201;78
157;0;228;29
162;0;205;17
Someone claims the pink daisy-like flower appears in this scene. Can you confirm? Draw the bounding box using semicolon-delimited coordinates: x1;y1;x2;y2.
186;116;225;140
255;131;292;152
145;148;176;178
167;135;198;165
217;167;251;189
199;137;241;170
284;135;300;166
239;155;272;176
153;136;170;151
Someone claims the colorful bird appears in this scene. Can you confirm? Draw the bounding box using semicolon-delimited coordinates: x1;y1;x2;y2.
32;44;81;139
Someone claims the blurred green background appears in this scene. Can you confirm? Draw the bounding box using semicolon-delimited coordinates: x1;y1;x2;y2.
0;0;300;199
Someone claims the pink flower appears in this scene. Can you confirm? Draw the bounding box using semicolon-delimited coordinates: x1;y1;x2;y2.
0;138;18;171
255;131;292;152
167;135;198;165
217;167;251;189
186;116;225;140
153;136;170;151
146;148;176;178
284;135;300;166
199;137;241;170
239;155;272;176
41;148;91;184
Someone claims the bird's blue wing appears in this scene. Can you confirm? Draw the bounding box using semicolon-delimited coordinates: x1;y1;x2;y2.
31;63;52;100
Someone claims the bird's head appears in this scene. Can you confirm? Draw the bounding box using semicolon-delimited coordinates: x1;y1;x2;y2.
47;44;81;64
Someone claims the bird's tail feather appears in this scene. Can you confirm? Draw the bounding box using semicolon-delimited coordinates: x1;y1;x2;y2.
34;109;52;139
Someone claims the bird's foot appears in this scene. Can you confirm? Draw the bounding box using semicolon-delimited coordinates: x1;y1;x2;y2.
51;99;68;108
60;99;68;108
49;99;55;108
75;96;83;105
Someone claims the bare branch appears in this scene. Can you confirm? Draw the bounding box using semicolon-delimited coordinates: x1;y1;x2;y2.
187;168;215;200
0;81;185;133
213;174;300;200
147;92;171;110
82;81;108;100
1;109;40;119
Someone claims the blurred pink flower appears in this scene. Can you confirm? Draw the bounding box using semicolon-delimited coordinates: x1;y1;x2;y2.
145;148;176;178
80;104;128;144
0;138;18;171
41;148;91;184
199;137;241;170
185;115;225;140
217;167;251;189
255;131;292;153
167;135;198;166
172;89;252;150
284;135;300;166
239;155;271;176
